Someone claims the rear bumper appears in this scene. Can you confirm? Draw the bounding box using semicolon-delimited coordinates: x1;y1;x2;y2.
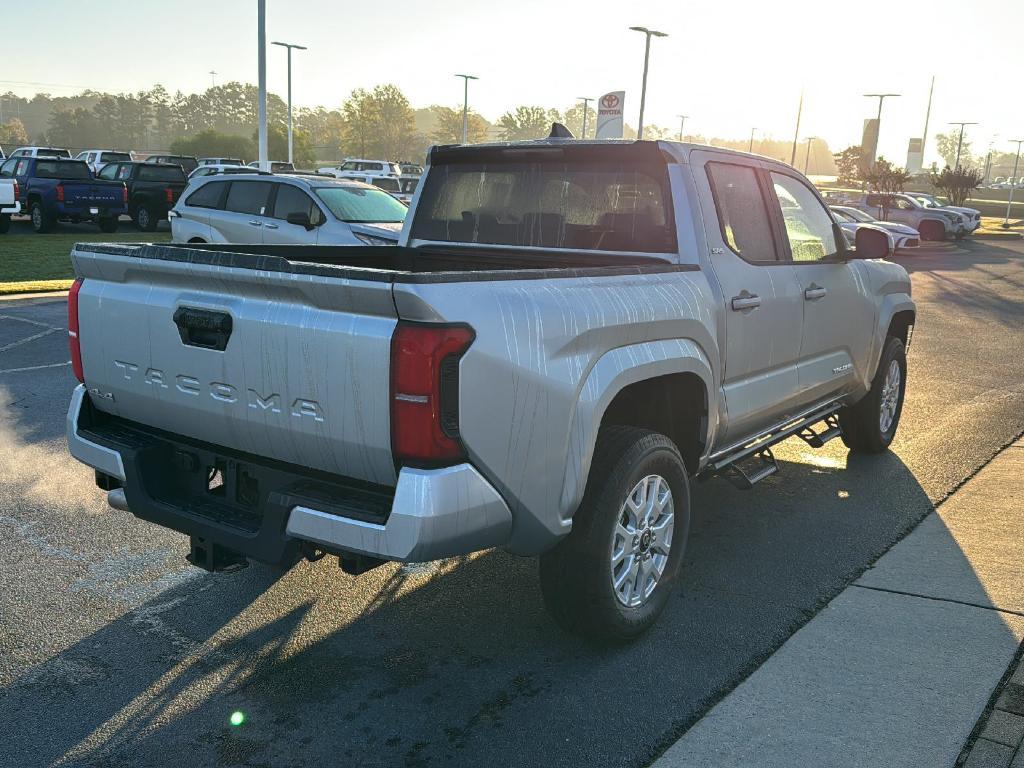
1;202;20;215
66;385;512;564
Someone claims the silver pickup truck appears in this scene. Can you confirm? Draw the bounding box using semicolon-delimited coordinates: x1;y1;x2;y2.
66;138;915;640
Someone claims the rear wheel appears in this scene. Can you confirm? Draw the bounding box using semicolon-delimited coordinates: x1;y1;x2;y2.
135;205;157;232
30;202;53;234
918;220;945;241
0;214;9;234
839;336;907;453
539;426;690;642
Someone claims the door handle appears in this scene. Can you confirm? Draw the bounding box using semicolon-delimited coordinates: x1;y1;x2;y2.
264;223;279;229
731;293;762;311
248;220;262;227
804;285;827;301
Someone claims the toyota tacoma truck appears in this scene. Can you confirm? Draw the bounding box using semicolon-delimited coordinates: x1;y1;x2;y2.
66;136;915;640
1;156;127;233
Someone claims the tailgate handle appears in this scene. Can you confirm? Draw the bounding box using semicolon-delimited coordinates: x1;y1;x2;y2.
173;307;233;351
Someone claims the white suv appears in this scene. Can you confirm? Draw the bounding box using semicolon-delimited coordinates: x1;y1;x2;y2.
74;150;133;175
170;174;407;246
318;158;402;178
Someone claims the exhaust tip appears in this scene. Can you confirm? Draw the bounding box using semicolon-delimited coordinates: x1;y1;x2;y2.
107;487;129;512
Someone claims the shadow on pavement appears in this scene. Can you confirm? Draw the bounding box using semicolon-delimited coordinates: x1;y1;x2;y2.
3;441;1011;768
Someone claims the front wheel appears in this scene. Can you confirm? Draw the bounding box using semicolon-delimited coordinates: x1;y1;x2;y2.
918;220;945;242
30;202;53;234
539;426;690;642
839;336;907;453
98;217;119;233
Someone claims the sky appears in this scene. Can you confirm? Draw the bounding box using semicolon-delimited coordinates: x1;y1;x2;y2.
7;0;1023;165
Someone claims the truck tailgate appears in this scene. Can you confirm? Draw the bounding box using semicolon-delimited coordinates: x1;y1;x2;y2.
72;245;398;486
64;181;122;209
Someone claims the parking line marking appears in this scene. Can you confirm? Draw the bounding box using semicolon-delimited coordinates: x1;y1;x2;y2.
0;327;62;353
0;360;71;375
0;314;62;330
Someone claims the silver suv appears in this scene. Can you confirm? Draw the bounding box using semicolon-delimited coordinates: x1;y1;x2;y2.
170;174;408;245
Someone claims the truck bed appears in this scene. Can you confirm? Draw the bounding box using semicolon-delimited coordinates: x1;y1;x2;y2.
76;242;690;283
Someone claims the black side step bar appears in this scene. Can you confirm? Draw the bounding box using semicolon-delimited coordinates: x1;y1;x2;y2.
703;404;843;490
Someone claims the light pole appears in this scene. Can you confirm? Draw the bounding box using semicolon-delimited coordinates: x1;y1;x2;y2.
804;136;817;173
748;127;756;153
577;97;594;139
256;0;267;171
1003;139;1024;229
209;70;217;89
455;74;478;144
629;26;668;140
271;41;307;165
948;121;978;169
789;89;803;166
677;114;689;142
863;93;900;167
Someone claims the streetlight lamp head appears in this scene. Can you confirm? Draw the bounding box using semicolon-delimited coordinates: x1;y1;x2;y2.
651;30;669;37
455;74;479;81
629;26;649;33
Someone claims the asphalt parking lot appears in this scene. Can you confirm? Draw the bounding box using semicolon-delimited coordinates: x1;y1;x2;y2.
2;238;1023;768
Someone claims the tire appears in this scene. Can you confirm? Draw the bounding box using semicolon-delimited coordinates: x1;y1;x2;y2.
135;205;157;232
918;220;945;241
539;426;691;642
0;214;9;234
98;217;119;233
839;336;907;453
30;202;53;234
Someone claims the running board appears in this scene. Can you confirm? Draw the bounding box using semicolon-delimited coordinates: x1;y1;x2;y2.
704;404;842;490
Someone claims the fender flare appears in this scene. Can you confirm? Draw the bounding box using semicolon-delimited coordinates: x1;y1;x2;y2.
870;295;915;376
558;338;715;523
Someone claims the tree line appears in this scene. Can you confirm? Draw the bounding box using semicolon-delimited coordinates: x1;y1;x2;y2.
0;81;837;169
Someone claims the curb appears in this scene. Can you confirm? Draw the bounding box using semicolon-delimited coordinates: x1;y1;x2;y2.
0;290;70;303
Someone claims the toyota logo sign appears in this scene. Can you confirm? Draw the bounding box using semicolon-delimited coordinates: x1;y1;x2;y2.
601;94;620;109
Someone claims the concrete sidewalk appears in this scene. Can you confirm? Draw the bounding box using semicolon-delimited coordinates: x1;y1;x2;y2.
654;438;1024;768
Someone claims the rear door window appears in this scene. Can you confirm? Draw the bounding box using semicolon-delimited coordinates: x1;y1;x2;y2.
225;181;272;215
705;162;779;262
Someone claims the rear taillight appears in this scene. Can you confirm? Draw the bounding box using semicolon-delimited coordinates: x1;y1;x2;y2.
68;278;84;383
12;181;19;202
390;322;474;466
122;183;128;203
165;187;174;204
55;184;65;203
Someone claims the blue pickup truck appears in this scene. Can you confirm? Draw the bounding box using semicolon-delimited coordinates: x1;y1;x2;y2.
0;156;128;233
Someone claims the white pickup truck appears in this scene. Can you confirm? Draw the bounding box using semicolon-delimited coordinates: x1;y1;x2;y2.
66;135;915;640
0;178;19;233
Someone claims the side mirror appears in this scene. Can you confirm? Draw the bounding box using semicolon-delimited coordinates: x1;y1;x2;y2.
853;225;893;260
286;211;314;230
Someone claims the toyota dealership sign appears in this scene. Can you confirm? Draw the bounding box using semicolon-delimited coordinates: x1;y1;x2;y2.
596;91;625;139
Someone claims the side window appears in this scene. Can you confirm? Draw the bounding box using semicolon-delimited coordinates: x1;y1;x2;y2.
15;160;29;176
706;162;778;263
0;158;16;177
224;181;272;215
894;197;913;211
117;165;133;181
770;172;838;262
97;164;118;180
185;181;227;209
272;184;315;220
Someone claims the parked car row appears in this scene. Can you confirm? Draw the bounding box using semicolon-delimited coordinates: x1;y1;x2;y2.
0;156;127;233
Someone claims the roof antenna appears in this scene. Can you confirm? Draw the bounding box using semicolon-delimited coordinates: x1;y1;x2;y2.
548;122;575;139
